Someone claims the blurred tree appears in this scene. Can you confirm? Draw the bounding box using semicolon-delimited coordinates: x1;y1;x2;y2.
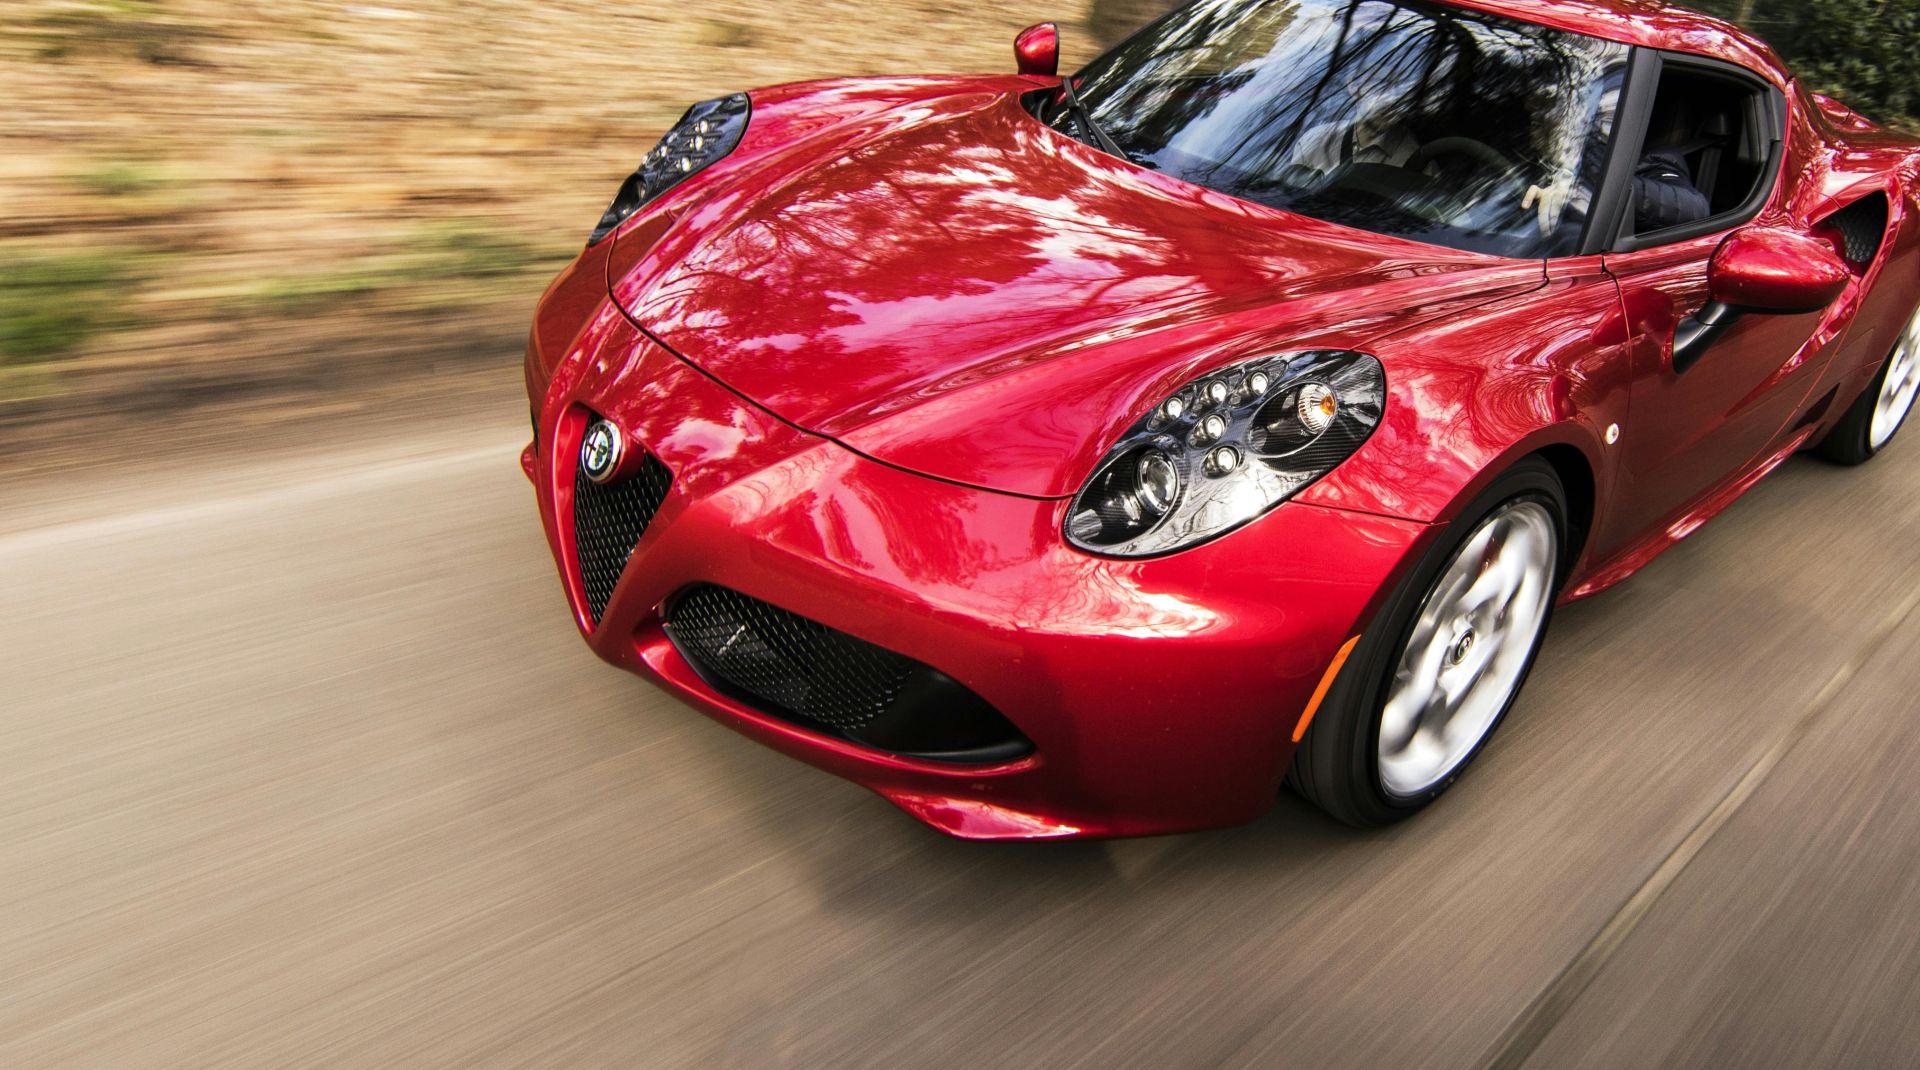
1688;0;1918;127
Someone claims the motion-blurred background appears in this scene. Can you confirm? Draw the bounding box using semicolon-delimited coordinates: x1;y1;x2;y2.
7;4;1920;1069
3;0;1115;467
6;0;1910;469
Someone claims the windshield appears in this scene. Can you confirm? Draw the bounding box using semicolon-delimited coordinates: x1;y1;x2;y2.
1033;0;1629;258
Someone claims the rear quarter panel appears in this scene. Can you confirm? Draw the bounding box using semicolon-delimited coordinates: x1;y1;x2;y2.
1785;87;1920;435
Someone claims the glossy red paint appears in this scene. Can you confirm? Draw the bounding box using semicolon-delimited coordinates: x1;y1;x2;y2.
523;1;1920;838
1580;80;1920;580
527;310;1432;839
610;87;1545;499
1709;227;1853;313
1013;22;1059;78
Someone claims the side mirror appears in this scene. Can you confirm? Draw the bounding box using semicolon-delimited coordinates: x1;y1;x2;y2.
1673;227;1852;373
1015;22;1060;78
1708;227;1851;314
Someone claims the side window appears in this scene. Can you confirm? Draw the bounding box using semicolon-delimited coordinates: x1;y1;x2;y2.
1613;57;1783;249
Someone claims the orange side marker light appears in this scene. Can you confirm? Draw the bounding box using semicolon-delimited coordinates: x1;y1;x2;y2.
1293;635;1362;743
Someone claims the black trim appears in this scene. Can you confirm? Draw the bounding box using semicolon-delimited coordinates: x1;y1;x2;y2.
1579;48;1659;257
664;585;1035;765
1605;52;1787;254
1798;385;1841;431
1058;71;1130;161
1672;300;1741;373
572;443;674;627
1818;193;1891;270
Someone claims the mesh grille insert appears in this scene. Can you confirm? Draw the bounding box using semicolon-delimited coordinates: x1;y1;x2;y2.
572;450;673;626
665;586;916;733
664;585;1034;762
1825;194;1889;269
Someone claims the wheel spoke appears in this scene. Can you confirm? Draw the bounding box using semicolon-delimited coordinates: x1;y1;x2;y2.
1871;309;1920;449
1462;547;1525;610
1378;500;1557;798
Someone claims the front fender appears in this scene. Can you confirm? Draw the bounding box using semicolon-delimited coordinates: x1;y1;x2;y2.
1297;265;1630;569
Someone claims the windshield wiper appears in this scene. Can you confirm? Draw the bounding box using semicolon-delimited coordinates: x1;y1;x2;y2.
1058;75;1133;163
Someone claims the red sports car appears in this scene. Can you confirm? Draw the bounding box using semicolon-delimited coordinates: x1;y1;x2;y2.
522;0;1920;838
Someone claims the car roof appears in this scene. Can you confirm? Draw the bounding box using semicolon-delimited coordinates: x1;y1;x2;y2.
1442;0;1790;87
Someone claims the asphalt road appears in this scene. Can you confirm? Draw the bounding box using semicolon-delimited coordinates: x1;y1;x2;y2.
6;403;1920;1069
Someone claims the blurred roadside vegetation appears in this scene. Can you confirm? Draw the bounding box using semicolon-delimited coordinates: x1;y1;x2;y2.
0;251;126;364
0;0;1103;430
1686;0;1919;128
0;0;1912;432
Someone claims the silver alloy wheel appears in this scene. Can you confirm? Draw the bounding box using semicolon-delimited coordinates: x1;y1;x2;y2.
1870;307;1920;450
1378;500;1557;798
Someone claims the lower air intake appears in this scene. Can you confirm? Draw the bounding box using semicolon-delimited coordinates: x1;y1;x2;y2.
664;585;1032;764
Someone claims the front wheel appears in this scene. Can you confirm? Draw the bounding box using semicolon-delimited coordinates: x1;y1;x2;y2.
1817;304;1920;465
1290;458;1565;827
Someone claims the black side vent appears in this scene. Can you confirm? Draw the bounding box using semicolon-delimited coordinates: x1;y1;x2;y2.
1799;386;1841;430
664;585;1033;764
1821;194;1889;270
573;453;673;626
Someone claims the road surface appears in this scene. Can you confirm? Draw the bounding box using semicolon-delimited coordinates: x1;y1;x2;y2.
5;404;1920;1068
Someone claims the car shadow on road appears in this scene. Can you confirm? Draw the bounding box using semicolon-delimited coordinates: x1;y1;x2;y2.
656;683;1400;910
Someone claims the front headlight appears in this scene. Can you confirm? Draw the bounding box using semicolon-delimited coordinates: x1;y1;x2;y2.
1066;351;1385;557
587;93;751;246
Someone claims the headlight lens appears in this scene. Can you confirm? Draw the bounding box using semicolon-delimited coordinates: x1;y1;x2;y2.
587;93;751;246
1065;351;1385;557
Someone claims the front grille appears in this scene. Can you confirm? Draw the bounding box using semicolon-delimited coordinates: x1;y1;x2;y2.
573;451;672;626
664;585;1033;763
666;585;915;732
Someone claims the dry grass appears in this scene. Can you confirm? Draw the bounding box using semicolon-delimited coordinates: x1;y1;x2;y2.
0;0;1109;425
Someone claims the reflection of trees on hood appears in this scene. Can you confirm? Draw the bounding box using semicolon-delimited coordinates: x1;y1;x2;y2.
650;101;1315;399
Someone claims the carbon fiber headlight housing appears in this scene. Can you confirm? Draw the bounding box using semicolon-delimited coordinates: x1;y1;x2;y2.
1066;351;1385;557
587;93;750;246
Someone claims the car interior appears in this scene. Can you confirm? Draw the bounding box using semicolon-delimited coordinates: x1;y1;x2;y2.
1631;64;1776;237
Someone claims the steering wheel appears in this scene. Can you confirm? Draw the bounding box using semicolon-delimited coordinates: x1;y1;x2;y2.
1405;137;1517;177
1394;137;1521;224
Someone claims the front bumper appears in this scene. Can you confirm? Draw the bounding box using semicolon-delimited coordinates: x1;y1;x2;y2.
527;310;1434;840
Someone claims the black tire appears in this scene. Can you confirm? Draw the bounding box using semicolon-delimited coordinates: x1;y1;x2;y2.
1816;347;1914;466
1289;457;1567;828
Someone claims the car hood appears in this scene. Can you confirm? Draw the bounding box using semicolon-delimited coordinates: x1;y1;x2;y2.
612;78;1543;498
